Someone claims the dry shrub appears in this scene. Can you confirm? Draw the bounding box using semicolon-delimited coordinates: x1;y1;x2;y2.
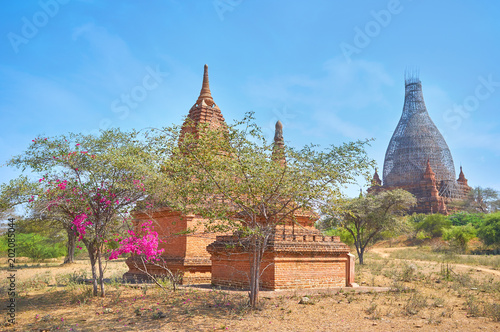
404;292;428;315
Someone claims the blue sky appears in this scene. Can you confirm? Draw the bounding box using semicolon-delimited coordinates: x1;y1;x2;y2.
1;0;499;199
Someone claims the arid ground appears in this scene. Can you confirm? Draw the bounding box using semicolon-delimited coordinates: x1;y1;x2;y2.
2;243;499;331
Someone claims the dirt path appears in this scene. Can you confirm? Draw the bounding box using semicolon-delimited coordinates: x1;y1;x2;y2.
370;247;500;277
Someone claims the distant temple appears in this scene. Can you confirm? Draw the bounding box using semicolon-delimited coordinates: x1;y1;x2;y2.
368;74;471;214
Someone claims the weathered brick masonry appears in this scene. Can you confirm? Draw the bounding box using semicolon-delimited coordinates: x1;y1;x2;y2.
124;208;217;284
208;217;355;290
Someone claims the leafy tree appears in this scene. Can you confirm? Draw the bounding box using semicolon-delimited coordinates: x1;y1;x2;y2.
0;176;79;261
408;213;426;224
323;189;416;265
149;114;374;307
462;187;500;213
477;212;500;247
323;227;354;246
13;233;66;261
443;225;477;252
4;129;160;296
447;212;484;227
416;214;451;238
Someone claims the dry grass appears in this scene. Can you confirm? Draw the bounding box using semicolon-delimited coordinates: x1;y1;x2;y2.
387;247;500;270
1;251;500;331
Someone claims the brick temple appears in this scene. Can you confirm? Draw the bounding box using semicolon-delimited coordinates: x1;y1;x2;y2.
124;65;355;289
207;215;355;290
123;65;225;284
368;75;471;214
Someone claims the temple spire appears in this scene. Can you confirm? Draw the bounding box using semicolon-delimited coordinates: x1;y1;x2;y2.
424;159;434;177
372;168;382;186
180;65;225;140
272;120;285;166
274;120;284;145
457;166;468;186
197;64;213;104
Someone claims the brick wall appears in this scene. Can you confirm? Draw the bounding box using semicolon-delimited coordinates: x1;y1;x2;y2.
124;208;219;284
210;251;349;290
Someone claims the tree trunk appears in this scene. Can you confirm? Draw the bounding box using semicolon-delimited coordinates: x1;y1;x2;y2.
97;246;105;297
63;228;76;264
87;244;98;296
249;235;265;308
358;247;364;265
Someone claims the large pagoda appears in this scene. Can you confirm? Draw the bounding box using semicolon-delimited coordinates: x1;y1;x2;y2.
123;65;225;284
368;74;471;214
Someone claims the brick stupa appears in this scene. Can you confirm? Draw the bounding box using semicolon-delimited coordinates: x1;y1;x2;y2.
123;65;224;284
206;122;356;290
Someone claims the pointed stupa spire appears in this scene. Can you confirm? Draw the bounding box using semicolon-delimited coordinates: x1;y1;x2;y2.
274;120;284;144
180;65;225;139
424;159;435;178
197;64;214;104
372;168;382;186
457;166;468;186
272;120;286;166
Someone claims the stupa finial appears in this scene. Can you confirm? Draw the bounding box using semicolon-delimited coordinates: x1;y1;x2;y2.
197;64;213;103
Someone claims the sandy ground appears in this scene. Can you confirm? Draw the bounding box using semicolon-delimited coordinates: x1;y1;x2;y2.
1;252;499;331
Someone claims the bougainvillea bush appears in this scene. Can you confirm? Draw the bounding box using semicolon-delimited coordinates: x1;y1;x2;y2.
3;129;163;296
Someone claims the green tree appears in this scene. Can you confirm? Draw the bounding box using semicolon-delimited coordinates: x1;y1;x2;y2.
4;129;161;296
462;187;500;213
416;214;451;238
442;224;476;252
150;114;374;307
323;189;416;265
14;233;66;261
0;176;80;260
323;227;354;246
477;212;500;247
447;212;484;227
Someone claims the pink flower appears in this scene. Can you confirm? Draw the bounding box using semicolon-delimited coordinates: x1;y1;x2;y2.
72;214;89;236
109;221;164;261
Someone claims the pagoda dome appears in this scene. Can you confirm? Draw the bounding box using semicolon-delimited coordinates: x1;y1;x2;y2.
383;76;456;187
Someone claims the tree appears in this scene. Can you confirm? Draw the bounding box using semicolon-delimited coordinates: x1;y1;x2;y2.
325;189;416;265
0;175;80;263
477;212;500;247
462;187;500;213
14;233;66;261
148;114;374;307
416;214;451;238
447;211;484;227
5;129;161;296
443;225;477;252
